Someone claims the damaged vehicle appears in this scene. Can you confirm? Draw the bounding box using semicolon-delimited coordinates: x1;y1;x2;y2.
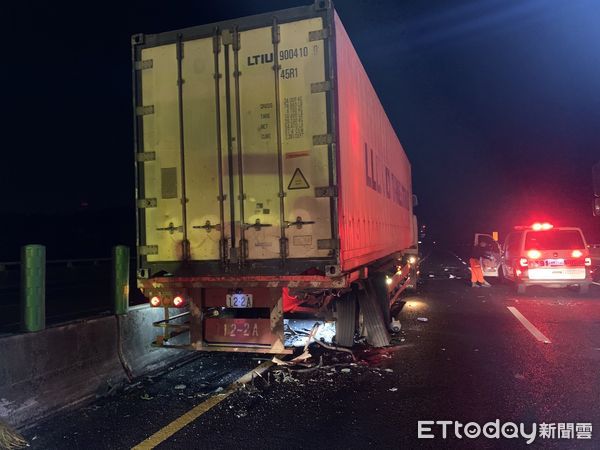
133;0;419;353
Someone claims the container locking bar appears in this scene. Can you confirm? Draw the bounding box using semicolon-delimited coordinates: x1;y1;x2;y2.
272;18;288;264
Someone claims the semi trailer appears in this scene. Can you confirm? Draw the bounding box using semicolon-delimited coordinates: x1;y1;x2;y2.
132;0;418;353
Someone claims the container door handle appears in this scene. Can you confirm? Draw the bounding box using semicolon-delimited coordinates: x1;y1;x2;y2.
244;219;273;231
285;216;316;229
192;220;221;233
156;222;183;235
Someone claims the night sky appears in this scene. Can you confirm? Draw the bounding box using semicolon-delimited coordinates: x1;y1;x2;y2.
4;0;600;258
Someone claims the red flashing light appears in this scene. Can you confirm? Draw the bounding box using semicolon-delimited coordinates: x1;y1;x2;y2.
173;296;185;307
150;296;161;307
527;249;541;259
519;258;529;268
571;250;583;258
531;222;553;231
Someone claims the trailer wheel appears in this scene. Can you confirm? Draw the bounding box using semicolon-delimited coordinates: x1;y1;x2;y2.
371;274;391;329
405;266;418;292
334;293;356;347
357;290;390;348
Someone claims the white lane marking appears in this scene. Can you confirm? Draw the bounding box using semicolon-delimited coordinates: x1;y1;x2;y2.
507;306;552;344
592;282;600;287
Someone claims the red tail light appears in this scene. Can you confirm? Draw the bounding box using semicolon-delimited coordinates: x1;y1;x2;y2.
519;258;529;268
527;249;541;259
571;250;583;258
173;296;185;307
150;296;161;307
585;257;592;267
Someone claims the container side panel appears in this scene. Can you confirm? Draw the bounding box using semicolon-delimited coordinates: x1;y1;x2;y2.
237;26;281;260
334;13;413;272
181;38;223;260
279;17;332;259
140;45;185;262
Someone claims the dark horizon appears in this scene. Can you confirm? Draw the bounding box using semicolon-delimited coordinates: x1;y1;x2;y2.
4;0;600;258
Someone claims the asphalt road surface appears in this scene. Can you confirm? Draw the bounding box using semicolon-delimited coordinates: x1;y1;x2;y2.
23;249;600;449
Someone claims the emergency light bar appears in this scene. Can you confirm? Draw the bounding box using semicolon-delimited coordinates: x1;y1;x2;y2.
514;222;554;231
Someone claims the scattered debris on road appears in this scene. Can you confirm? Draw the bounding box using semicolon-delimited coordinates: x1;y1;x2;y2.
417;317;429;322
0;419;28;450
174;384;186;390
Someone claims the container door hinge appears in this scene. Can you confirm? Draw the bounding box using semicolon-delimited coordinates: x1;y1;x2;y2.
136;151;156;162
311;81;331;93
318;239;340;250
313;134;334;145
136;105;154;116
315;186;338;198
138;245;158;256
137;198;157;208
309;29;329;41
135;59;153;70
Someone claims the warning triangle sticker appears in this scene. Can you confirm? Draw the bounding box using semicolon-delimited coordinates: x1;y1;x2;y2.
288;168;310;190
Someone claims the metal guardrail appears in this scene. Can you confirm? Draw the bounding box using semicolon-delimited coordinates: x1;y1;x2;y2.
0;246;133;333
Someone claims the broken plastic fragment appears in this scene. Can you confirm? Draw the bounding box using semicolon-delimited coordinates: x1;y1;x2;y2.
174;384;186;390
341;368;351;373
388;387;398;392
417;317;428;322
384;368;394;373
140;393;154;400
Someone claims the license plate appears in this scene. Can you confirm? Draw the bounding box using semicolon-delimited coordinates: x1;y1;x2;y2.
226;293;253;308
204;318;275;345
545;259;564;267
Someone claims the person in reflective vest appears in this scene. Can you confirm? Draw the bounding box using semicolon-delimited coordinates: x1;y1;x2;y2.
470;242;492;288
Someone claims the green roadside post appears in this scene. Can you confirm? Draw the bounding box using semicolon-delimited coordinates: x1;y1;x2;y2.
112;245;130;315
21;244;46;332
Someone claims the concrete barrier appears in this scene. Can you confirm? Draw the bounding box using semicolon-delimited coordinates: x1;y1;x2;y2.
0;305;190;428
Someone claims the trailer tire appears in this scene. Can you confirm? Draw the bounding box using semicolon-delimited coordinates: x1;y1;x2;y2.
405;266;418;292
357;290;390;348
335;293;356;347
371;273;391;328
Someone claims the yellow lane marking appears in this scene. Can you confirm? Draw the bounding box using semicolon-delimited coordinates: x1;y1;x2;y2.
132;361;273;450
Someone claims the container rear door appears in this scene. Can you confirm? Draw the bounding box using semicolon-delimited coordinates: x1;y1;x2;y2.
137;16;333;266
139;44;186;262
234;17;332;261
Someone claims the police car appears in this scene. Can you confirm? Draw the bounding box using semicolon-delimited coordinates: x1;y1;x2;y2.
476;223;592;294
